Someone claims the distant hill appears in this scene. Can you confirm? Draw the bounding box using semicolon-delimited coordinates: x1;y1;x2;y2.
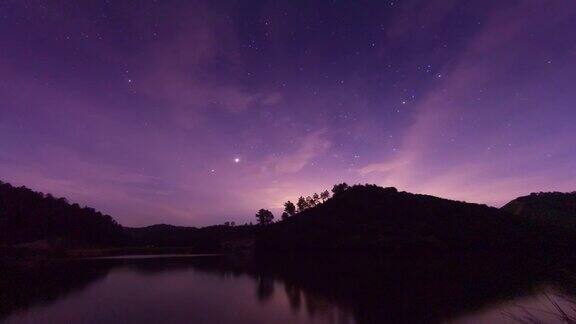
256;184;534;255
502;192;576;228
127;224;201;247
0;181;125;247
0;180;254;253
126;224;254;252
3;179;573;258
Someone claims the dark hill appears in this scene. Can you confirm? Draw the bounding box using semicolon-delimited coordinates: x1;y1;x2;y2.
126;224;254;252
0;181;125;247
0;180;255;254
2;179;571;259
127;224;201;247
502;192;576;228
256;184;535;255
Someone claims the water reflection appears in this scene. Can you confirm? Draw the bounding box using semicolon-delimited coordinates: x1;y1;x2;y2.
1;254;576;323
1;256;356;324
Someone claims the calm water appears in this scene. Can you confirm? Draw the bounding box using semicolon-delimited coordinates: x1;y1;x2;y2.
1;254;575;323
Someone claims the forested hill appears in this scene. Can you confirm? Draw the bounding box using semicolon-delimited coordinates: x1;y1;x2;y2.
2;179;574;257
0;181;254;252
256;184;536;255
0;181;125;247
502;192;576;228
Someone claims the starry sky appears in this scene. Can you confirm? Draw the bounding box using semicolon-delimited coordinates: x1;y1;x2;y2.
1;1;575;226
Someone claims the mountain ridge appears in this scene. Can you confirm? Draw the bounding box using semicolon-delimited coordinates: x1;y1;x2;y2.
1;179;574;257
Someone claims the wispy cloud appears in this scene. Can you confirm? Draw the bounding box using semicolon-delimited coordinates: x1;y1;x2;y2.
357;2;576;205
261;131;331;175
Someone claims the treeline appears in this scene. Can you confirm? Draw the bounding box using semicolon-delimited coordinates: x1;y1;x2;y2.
502;191;576;229
0;181;125;246
0;180;257;252
255;183;351;225
4;177;575;258
253;183;548;255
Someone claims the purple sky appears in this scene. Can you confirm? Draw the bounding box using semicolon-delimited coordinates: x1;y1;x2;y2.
1;1;575;226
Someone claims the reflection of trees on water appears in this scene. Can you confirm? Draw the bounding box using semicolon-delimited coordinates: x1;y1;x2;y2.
0;259;113;321
3;255;576;324
256;276;274;302
301;289;355;324
284;282;302;311
253;265;356;322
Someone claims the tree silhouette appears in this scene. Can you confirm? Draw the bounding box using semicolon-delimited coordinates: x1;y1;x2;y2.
332;183;349;196
320;190;330;202
306;196;315;208
312;193;320;205
281;212;290;221
284;201;296;216
256;209;274;225
297;196;309;212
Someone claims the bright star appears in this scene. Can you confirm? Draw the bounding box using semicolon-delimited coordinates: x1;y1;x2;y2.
234;157;240;163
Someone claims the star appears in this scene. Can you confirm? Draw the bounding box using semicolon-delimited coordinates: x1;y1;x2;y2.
234;157;240;163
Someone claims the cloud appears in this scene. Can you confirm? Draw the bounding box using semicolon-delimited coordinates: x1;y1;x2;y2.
118;3;283;129
358;154;413;176
261;131;331;175
356;2;576;205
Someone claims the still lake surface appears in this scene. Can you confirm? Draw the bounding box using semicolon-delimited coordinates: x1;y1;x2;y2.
1;254;575;324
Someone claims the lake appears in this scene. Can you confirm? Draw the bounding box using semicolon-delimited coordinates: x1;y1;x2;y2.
1;254;575;323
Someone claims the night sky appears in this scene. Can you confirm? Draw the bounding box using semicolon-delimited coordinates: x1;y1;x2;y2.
1;1;575;226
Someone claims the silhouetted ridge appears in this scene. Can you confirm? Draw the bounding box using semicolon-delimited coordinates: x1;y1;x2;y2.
4;178;573;259
0;180;256;253
125;223;254;251
256;184;529;254
502;192;576;227
0;180;125;247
